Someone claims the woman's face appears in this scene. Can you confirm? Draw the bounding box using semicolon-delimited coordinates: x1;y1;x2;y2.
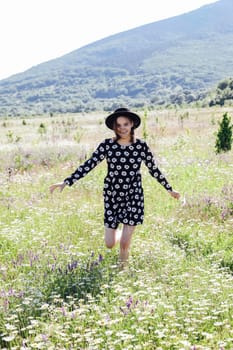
115;116;133;139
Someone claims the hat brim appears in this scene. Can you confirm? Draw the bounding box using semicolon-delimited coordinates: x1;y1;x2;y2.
105;111;141;130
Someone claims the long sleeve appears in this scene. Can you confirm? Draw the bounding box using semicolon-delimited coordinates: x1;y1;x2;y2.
142;142;172;192
64;140;106;186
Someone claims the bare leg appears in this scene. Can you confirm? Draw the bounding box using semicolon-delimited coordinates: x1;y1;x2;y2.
119;225;135;267
104;227;118;249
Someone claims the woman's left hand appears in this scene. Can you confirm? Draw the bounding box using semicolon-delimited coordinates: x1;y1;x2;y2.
49;182;66;194
169;190;180;200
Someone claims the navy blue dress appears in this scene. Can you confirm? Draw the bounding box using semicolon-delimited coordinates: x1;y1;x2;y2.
64;138;172;229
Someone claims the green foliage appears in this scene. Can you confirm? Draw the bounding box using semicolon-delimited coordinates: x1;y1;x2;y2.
6;130;14;143
215;112;233;153
42;253;116;303
73;128;83;143
38;122;46;135
0;2;233;115
6;130;21;143
0;109;233;349
13;154;33;172
209;77;233;106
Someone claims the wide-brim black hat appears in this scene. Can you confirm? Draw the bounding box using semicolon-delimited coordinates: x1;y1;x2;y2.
105;108;141;130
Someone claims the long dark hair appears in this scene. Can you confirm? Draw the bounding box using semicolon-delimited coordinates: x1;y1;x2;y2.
113;117;135;143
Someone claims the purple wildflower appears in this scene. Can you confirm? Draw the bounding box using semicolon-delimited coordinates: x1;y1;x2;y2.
98;254;103;262
41;334;48;343
126;296;133;309
67;260;79;272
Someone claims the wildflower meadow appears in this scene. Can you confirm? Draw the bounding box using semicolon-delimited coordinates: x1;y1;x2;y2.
0;107;232;350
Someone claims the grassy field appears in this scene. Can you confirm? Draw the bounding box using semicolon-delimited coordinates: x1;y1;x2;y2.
0;107;233;350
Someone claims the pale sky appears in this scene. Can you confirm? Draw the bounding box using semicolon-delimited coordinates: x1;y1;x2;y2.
0;0;218;80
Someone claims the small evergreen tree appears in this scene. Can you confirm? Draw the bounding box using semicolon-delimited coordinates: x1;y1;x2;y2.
215;112;233;153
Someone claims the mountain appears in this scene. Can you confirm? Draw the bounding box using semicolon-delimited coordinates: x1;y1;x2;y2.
1;0;233;116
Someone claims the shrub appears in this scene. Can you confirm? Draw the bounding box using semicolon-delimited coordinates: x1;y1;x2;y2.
215;112;232;153
38;122;47;135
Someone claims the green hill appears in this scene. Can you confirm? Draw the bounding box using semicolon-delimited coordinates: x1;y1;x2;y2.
1;0;233;116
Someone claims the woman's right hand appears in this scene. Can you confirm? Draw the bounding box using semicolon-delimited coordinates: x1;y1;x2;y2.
49;182;66;194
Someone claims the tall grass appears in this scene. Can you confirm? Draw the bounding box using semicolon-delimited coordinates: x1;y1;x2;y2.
0;108;233;349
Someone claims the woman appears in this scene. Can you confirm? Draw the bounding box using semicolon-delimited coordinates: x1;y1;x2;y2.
50;108;180;266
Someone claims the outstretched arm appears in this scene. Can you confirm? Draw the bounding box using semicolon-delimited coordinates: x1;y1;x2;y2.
64;140;106;186
49;140;107;193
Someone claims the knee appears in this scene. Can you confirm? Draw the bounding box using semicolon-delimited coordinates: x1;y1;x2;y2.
105;239;115;249
105;228;117;249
